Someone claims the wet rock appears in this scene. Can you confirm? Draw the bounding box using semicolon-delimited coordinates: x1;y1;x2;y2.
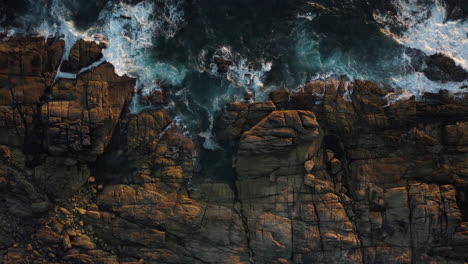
139;89;166;106
442;0;468;20
0;233;14;248
423;53;468;82
304;173;316;186
269;90;289;109
231;79;468;263
0;38;467;264
244;91;253;102
213;56;234;74
34;158;90;200
35;228;61;244
61;39;106;73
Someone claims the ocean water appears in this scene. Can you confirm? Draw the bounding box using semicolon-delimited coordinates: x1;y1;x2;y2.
1;0;467;181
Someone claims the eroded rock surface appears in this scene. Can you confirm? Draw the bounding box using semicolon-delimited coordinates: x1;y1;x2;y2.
0;38;467;264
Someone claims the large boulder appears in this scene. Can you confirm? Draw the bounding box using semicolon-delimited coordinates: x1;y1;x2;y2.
0;37;64;146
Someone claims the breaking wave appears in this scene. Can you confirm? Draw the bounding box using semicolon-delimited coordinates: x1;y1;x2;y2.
292;0;468;96
1;0;467;151
97;0;186;95
376;0;467;70
198;46;273;97
3;0;186;97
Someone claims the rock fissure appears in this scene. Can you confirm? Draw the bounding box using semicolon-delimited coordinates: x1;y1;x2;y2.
0;38;467;264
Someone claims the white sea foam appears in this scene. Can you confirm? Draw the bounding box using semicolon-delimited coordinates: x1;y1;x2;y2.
198;130;221;151
10;0;186;114
198;99;223;151
385;89;414;105
32;1;101;86
295;2;467;99
294;30;321;71
158;0;185;38
205;46;273;97
296;12;317;21
397;0;468;71
226;58;272;93
55;57;106;80
37;0;102;61
390;71;468;95
376;0;468;71
375;0;468;96
97;1;157;78
95;0;186;97
9;0;185;93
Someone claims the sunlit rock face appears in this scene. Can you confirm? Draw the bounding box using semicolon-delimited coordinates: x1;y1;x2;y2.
0;37;466;264
227;79;468;263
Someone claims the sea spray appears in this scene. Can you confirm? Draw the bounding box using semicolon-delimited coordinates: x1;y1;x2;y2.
200;46;273;99
96;0;187;100
2;0;467;155
374;0;468;70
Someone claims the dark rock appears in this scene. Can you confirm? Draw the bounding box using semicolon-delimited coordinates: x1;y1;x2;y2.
0;38;467;264
213;56;234;74
0;233;13;248
244;91;253;101
270;91;290;109
31;201;51;215
423;53;468;82
442;0;468;20
61;39;105;73
330;158;342;174
140;89;166;106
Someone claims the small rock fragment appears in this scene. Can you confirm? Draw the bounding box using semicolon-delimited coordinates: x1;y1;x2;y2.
75;208;86;215
304;159;315;173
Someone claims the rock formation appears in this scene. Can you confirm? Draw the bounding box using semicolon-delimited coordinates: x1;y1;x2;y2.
0;37;467;264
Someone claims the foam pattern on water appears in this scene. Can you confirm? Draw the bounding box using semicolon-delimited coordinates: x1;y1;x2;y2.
4;0;186;98
295;2;468;96
376;0;468;70
98;1;158;77
399;0;467;70
202;46;273;97
2;0;467;151
97;0;186;95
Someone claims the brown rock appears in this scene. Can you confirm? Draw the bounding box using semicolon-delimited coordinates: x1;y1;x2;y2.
139;89;166;106
42;62;135;158
72;234;95;250
0;37;64;146
60;39;105;73
304;159;315;173
1;37;467;264
238;110;319;154
270;91;290;106
62;234;72;249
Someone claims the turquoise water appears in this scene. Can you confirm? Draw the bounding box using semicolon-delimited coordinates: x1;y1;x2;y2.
1;0;467;181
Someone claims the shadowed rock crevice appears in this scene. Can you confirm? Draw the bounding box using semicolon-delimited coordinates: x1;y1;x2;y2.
0;38;467;264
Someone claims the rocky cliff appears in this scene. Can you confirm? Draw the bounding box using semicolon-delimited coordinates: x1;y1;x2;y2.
0;37;467;264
